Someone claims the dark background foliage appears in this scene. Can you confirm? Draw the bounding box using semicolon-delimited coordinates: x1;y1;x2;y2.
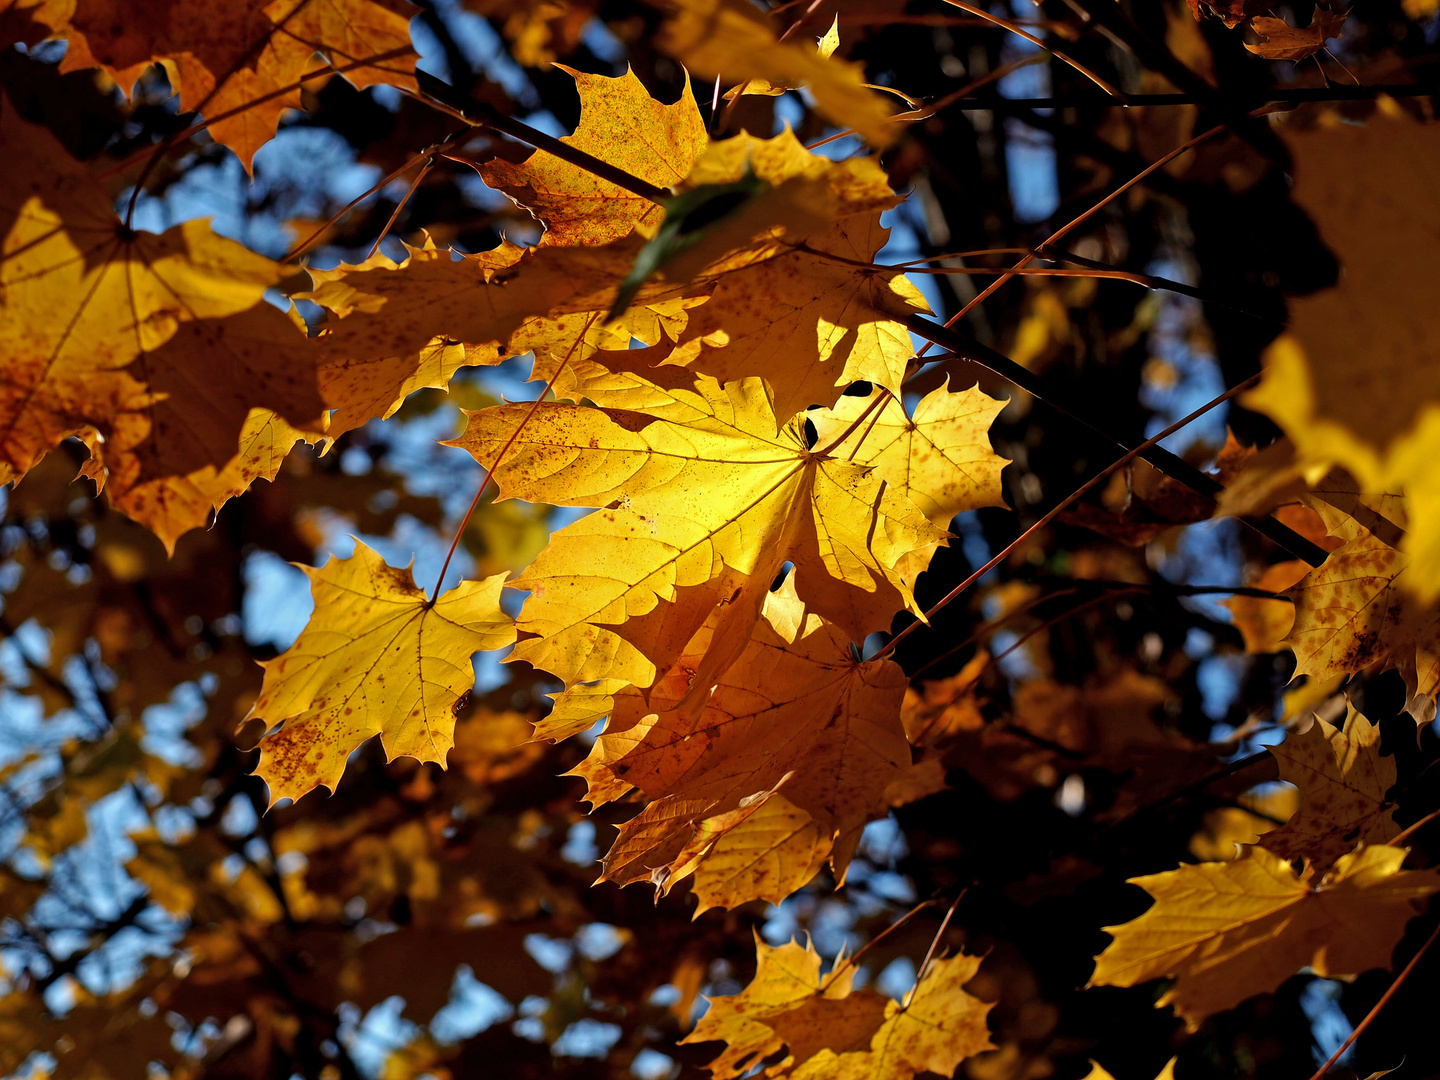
3;1;1440;1078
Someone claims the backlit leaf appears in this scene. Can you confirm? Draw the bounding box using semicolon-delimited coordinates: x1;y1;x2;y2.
449;372;944;695
1259;704;1399;871
1089;845;1440;1028
247;541;515;803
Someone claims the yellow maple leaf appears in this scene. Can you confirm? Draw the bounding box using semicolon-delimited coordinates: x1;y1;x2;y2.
683;790;832;913
0;98;328;549
682;935;837;1080
479;66;708;247
812;379;1009;579
449;373;945;694
654;0;895;147
571;580;909;906
247;541;514;804
685;936;992;1080
1283;484;1440;722
1242;113;1440;600
1258;705;1399;871
51;0;418;168
720;14;842;98
1089;845;1440;1029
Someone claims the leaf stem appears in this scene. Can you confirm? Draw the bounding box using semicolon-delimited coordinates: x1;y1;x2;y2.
875;373;1259;660
820;899;941;992
365;156;436;260
812;387;893;458
906;890;966;1007
429;341;581;601
1307;918;1440;1080
281;135;464;264
1390;807;1440;849
938;0;1123;100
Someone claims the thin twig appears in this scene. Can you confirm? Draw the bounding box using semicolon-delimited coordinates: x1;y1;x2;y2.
938;0;1123;99
1307;919;1440;1080
821;900;941;992
906;315;1327;566
906;890;966;1006
927;117;1235;345
1391;807;1440;849
99;46;418;183
413;71;669;204
876;374;1259;659
429;338;583;600
918;82;1440;109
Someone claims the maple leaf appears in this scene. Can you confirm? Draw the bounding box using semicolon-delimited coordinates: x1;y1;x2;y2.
450;373;945;695
811;379;1009;579
682;935;837;1080
299;235;708;438
478;67;707;248
812;380;1009;529
0;98;328;549
633;129;930;422
246;541;514;804
1282;484;1440;723
1242;114;1440;600
567;580;909;906
1089;845;1440;1029
653;0;895;147
48;0;418;169
1258;705;1398;872
684;935;992;1080
1245;10;1348;62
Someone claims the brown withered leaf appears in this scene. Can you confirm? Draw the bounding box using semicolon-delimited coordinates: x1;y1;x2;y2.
1245;10;1348;62
1185;0;1270;27
573;580;909;908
